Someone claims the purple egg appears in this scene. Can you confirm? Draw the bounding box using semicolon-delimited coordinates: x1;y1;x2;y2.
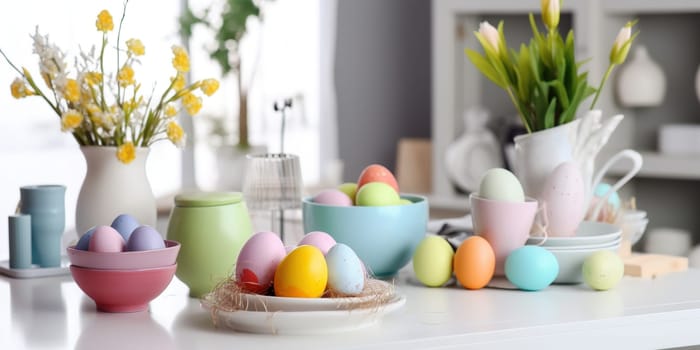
75;227;97;251
111;214;140;242
313;189;353;206
126;226;165;251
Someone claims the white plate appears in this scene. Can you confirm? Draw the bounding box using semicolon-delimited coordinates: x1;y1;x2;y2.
0;256;70;279
236;291;379;312
539;237;622;251
526;221;621;247
205;294;406;335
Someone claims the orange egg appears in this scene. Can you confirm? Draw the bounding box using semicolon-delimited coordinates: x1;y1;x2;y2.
453;236;495;290
357;164;399;194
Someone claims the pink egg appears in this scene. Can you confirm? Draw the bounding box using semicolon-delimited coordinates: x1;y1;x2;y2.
88;225;125;252
298;231;337;255
235;231;286;294
313;189;353;206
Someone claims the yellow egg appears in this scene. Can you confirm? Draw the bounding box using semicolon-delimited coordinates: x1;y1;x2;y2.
274;245;328;298
413;236;454;287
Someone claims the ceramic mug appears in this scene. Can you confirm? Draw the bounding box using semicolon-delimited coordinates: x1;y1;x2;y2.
470;194;538;276
166;192;253;298
18;185;66;268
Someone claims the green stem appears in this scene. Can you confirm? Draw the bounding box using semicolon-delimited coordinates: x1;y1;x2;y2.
99;33;108;110
590;64;614;109
506;87;532;133
116;0;129;105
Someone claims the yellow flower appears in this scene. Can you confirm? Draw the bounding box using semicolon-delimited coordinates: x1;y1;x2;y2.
171;74;185;91
182;93;202;115
86;104;101;116
171;45;190;73
63;79;80;103
200;79;220;96
96;10;114;32
166;121;185;147
61;109;83;132
117;142;136;164
85;71;102;86
126;38;145;56
164;103;178;117
10;78;33;98
118;65;135;87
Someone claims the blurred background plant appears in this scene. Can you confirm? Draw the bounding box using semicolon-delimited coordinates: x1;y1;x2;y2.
179;0;268;149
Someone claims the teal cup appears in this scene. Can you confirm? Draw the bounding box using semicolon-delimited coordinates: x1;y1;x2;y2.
9;214;32;269
302;194;429;278
19;185;66;268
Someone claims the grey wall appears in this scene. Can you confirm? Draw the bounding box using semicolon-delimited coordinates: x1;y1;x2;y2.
335;0;431;181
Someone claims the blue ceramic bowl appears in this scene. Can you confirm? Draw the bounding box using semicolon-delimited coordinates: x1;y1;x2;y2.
302;194;428;278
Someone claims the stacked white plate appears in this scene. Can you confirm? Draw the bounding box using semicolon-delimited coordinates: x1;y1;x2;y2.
526;221;622;284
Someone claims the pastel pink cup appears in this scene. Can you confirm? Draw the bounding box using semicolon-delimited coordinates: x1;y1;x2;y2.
470;194;538;275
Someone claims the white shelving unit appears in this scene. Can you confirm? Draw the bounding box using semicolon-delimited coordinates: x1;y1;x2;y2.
431;0;700;240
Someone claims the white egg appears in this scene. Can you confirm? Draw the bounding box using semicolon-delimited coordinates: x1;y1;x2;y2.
540;162;585;237
478;168;525;202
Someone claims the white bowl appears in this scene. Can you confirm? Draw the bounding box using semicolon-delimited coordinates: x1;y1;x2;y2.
526;221;621;247
546;243;621;284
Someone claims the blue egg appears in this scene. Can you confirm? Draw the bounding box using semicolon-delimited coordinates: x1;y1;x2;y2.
326;243;365;295
126;225;165;251
505;246;559;291
594;183;621;210
111;214;140;242
75;227;97;250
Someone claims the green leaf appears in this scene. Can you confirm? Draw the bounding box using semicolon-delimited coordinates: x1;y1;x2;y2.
544;98;557;129
465;49;506;88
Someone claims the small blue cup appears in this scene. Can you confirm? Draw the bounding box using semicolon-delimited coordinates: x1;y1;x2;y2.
9;214;32;269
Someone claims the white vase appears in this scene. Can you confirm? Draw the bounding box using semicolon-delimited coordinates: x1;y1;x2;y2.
513;111;642;219
616;45;666;107
75;146;156;235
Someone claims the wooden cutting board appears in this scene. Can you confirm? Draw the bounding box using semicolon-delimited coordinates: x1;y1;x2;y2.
623;253;688;278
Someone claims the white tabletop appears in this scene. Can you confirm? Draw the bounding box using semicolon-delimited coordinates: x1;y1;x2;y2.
3;266;700;349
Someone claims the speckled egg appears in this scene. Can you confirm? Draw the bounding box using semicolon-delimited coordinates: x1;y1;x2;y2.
326;243;365;296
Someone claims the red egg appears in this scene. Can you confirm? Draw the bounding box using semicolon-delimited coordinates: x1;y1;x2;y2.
356;164;399;194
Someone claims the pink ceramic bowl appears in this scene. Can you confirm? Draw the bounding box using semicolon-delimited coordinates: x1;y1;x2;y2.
67;240;180;270
70;264;177;312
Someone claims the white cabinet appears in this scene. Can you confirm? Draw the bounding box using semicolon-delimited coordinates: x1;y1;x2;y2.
431;0;700;240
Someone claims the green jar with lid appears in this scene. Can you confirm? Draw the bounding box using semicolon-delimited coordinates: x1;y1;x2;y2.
167;192;253;297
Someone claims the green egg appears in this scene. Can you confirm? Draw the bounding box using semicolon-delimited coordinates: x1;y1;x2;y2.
338;182;358;204
582;250;624;291
478;168;525;202
355;182;400;206
413;236;454;287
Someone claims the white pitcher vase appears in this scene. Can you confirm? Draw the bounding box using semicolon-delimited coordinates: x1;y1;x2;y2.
513;110;643;220
75;146;157;235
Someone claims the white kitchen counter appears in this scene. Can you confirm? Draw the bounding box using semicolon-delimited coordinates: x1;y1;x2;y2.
3;267;700;349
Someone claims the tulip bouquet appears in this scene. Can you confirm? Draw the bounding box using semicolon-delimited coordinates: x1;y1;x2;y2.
0;2;220;163
466;0;638;133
